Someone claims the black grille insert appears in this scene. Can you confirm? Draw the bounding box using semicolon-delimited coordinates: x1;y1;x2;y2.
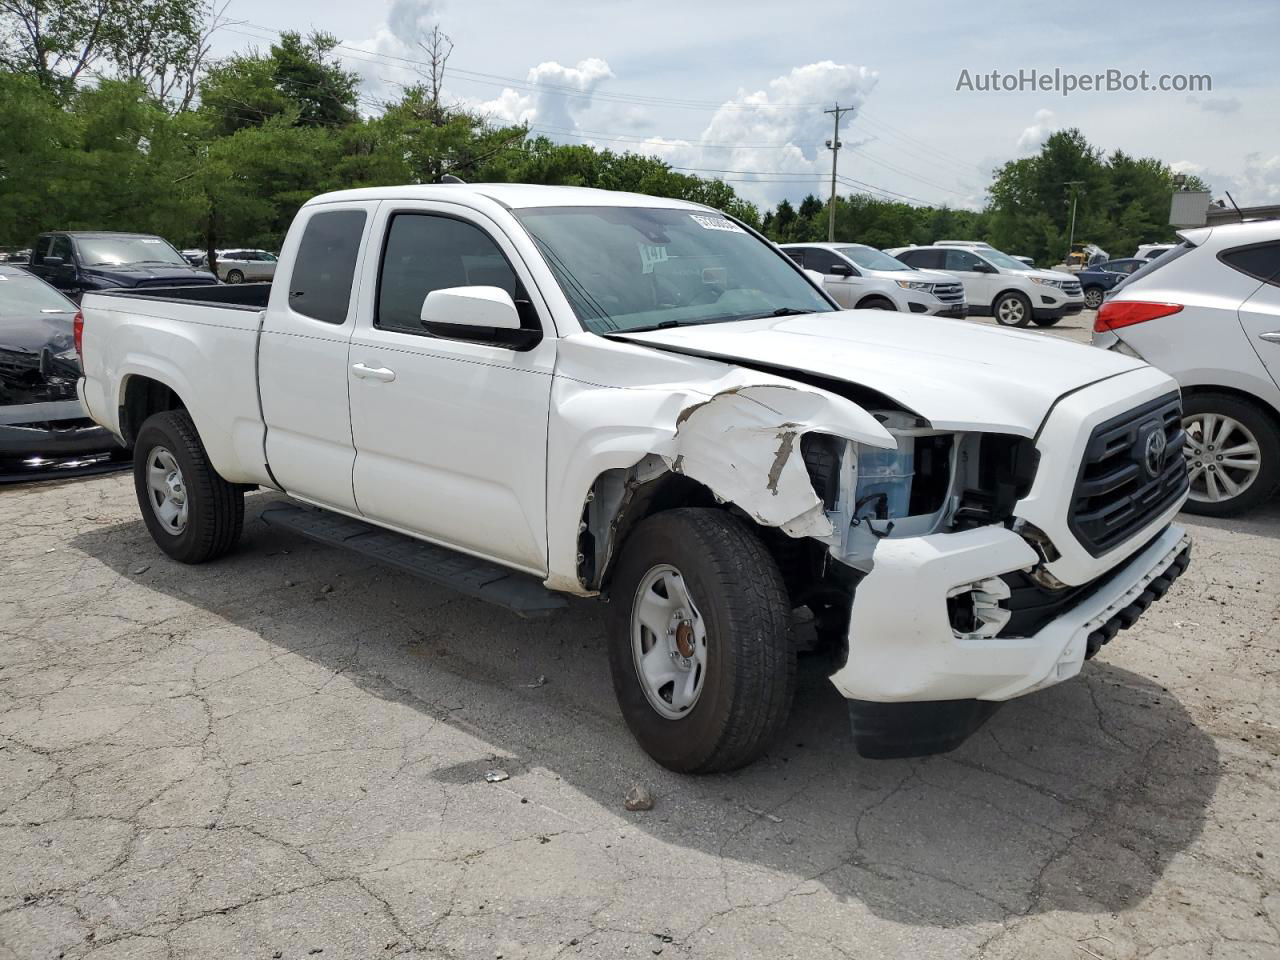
1069;392;1187;556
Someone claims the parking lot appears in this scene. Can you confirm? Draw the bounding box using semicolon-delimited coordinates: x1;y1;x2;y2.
1;310;1277;960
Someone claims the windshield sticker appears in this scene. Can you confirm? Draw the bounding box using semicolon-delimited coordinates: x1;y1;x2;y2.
689;214;745;234
638;243;670;274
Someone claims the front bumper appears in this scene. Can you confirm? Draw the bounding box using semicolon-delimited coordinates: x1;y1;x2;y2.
829;521;1190;706
0;399;125;482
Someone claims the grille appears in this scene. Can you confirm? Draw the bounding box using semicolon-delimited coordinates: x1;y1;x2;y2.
932;282;965;304
1068;392;1187;556
1061;280;1082;296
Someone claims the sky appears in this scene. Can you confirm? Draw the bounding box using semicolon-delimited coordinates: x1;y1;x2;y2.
208;0;1280;213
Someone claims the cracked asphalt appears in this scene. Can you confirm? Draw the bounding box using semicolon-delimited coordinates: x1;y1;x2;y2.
3;417;1279;957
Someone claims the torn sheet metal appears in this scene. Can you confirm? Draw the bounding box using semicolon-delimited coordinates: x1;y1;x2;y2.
656;384;893;539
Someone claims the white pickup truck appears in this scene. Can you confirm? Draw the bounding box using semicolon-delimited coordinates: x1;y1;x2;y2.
77;184;1192;772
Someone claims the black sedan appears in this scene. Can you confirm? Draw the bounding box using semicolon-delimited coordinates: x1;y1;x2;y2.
0;265;125;481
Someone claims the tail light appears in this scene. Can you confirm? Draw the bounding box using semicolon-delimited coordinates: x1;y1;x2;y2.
1094;301;1182;333
73;310;84;363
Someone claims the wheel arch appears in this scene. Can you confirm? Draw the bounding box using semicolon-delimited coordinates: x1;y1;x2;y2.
1180;382;1280;428
119;373;189;447
855;294;898;310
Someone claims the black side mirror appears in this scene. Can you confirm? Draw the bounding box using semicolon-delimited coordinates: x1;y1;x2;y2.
828;262;854;277
42;256;65;267
973;262;997;274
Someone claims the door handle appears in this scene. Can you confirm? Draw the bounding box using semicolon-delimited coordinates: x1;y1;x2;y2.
1260;332;1280;344
351;362;396;382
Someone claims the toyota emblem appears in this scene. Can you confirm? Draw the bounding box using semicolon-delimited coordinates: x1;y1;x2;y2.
1143;429;1168;477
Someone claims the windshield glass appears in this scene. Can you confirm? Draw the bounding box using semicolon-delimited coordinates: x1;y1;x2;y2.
838;245;912;272
0;275;77;315
513;206;833;333
981;248;1033;271
75;236;187;267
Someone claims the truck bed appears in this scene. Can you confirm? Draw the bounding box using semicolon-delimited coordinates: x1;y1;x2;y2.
93;282;272;310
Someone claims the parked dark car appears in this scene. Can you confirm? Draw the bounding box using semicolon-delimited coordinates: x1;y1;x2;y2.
0;265;125;480
1076;258;1147;309
27;232;219;301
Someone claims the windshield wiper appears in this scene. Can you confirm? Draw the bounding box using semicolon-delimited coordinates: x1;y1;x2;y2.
739;307;813;321
617;319;686;333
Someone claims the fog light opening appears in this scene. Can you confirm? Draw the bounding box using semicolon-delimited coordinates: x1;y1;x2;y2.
946;577;1012;639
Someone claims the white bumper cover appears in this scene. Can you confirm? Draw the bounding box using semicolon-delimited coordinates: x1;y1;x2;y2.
829;522;1189;704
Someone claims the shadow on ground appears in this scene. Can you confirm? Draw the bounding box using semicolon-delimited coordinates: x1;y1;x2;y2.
70;493;1221;929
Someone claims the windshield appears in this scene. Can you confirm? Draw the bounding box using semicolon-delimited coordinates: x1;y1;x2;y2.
980;248;1033;271
75;236;187;267
837;245;913;272
0;275;77;315
513;206;834;333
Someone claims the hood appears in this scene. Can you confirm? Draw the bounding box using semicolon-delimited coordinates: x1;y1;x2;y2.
618;311;1146;436
901;268;956;284
82;264;217;287
0;312;81;405
1026;268;1078;283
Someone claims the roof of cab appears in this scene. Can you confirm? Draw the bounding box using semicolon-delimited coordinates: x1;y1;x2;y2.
304;183;716;212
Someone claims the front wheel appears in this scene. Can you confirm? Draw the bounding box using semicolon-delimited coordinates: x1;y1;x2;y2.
993;292;1032;327
1031;315;1061;327
607;509;794;774
1083;286;1105;310
133;410;244;563
1181;394;1280;516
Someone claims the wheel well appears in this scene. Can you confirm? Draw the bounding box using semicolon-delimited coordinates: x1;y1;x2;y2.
993;287;1030;304
119;376;187;446
1082;284;1104;294
578;461;832;606
1181;384;1280;428
855;295;896;310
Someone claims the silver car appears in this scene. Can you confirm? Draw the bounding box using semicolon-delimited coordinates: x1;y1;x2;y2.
214;249;278;284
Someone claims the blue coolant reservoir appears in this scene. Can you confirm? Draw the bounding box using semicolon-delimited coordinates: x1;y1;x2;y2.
855;440;915;519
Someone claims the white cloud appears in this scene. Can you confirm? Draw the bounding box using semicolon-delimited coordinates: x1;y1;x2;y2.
1016;108;1057;153
474;58;615;131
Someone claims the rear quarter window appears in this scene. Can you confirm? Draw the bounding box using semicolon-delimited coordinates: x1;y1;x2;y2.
1218;241;1280;287
288;209;367;324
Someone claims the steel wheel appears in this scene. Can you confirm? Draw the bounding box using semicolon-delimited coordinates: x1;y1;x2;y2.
145;445;189;534
1183;412;1261;504
1084;287;1104;309
630;563;708;719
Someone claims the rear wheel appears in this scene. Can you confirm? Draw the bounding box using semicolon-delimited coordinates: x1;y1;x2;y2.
993;291;1032;327
607;509;794;774
1181;393;1280;516
133;410;244;563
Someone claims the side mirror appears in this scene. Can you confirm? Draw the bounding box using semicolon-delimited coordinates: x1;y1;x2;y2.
42;256;65;267
828;262;853;277
972;262;997;274
420;285;540;350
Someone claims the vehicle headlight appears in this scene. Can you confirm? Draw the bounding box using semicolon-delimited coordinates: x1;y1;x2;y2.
895;280;934;292
1030;277;1065;288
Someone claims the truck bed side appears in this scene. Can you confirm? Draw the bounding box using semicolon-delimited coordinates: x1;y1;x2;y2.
78;286;274;487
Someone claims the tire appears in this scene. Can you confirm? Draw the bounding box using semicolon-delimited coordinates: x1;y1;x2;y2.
1180;393;1280;517
1083;286;1105;310
857;297;897;311
133;410;244;563
993;291;1032;327
1031;316;1061;327
607;508;794;774
226;269;244;284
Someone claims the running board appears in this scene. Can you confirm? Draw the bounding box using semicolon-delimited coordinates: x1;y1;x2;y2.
259;502;567;618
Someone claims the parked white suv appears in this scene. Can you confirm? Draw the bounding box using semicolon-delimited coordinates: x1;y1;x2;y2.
210;249;278;284
1093;220;1280;515
888;244;1085;327
76;184;1191;772
779;242;966;317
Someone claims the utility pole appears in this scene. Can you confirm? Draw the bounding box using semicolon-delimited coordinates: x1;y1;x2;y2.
1064;180;1085;265
824;103;854;242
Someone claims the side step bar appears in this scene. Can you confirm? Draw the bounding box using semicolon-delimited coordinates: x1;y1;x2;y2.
259;502;568;619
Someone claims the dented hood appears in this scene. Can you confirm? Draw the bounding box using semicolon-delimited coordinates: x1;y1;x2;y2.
618;311;1146;436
